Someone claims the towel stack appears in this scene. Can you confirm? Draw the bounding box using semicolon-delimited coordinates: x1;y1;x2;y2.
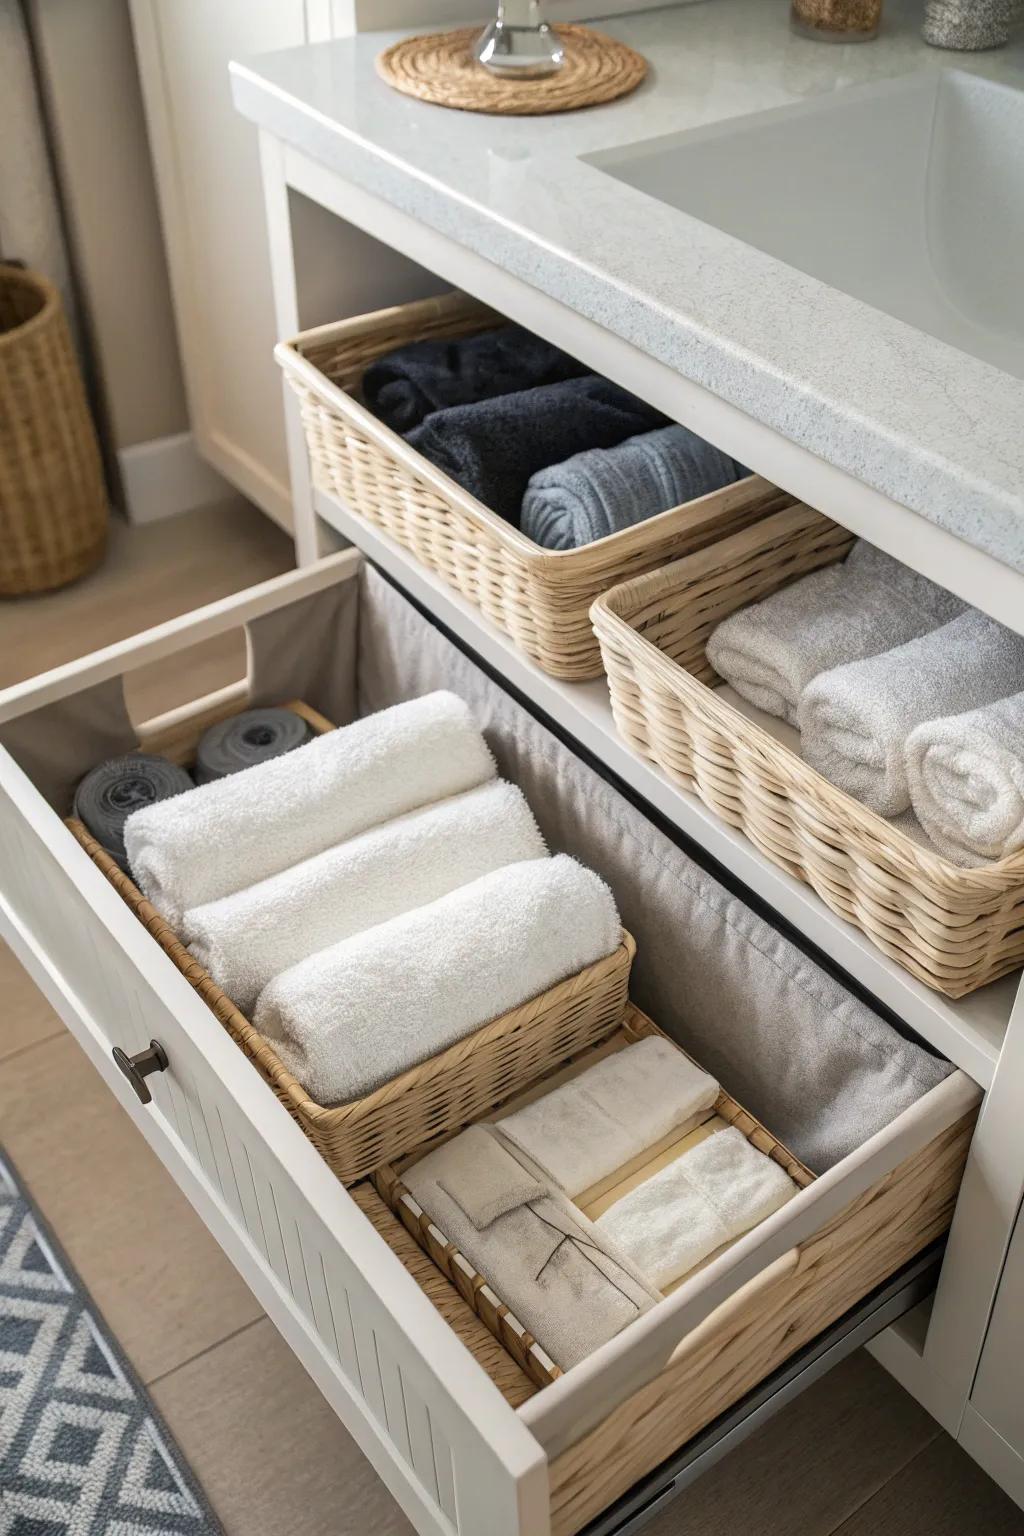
707;541;1024;866
365;325;748;546
121;692;623;1104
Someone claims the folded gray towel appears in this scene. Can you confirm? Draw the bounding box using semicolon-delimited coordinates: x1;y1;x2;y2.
799;611;1024;816
403;1125;660;1370
195;708;313;784
706;541;967;725
362;323;587;435
520;425;749;551
74;755;193;872
907;691;1024;866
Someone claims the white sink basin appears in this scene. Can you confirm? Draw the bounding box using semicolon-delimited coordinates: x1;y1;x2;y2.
586;70;1024;379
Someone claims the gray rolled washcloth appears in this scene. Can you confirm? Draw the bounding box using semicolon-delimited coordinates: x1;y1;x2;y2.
73;755;193;872
906;691;1024;867
520;424;749;551
798;610;1024;817
706;541;966;726
195;707;313;784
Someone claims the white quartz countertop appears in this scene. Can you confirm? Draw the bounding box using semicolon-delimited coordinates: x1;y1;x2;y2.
231;0;1024;572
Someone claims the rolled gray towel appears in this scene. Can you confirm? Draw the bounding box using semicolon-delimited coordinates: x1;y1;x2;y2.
520;424;749;551
195;707;313;784
906;691;1024;866
74;755;193;872
798;611;1024;816
706;541;967;725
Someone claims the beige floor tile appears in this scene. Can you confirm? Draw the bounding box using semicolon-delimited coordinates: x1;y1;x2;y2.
152;1317;413;1536
0;1031;262;1383
836;1434;1024;1536
0;940;65;1063
644;1352;939;1536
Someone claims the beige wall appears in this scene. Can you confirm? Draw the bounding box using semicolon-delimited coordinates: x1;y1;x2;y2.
27;0;189;450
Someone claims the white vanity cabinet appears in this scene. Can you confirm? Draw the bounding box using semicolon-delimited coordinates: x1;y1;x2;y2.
965;1203;1024;1506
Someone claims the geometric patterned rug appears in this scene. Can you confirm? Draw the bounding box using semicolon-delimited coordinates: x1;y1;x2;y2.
0;1150;222;1535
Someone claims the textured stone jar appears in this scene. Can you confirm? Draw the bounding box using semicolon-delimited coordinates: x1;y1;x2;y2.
922;0;1016;49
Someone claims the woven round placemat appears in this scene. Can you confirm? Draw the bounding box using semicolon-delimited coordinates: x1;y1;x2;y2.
376;25;647;116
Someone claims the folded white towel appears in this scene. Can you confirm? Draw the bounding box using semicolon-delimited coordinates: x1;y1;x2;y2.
907;692;1024;867
183;780;547;1012
595;1126;798;1290
799;611;1024;816
253;855;622;1104
706;541;965;726
497;1038;719;1197
125;691;495;928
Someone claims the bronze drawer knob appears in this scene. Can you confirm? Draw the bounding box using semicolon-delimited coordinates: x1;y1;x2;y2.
112;1040;169;1105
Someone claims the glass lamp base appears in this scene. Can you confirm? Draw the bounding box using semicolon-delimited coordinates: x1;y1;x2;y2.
474;16;564;78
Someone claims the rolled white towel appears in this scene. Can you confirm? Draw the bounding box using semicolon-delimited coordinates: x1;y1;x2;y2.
595;1125;798;1290
497;1038;719;1197
183;780;547;1012
906;692;1024;867
124;691;494;928
253;855;622;1105
706;541;965;725
798;611;1024;816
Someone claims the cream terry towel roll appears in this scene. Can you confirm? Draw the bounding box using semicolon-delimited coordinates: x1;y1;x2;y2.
907;692;1024;867
253;855;622;1105
497;1038;719;1196
706;542;965;725
798;611;1024;816
595;1126;798;1290
124;691;494;928
183;780;547;1012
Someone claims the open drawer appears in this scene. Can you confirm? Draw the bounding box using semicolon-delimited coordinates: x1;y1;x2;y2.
0;550;981;1536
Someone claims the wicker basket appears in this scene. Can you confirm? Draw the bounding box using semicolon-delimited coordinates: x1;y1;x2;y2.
276;290;793;681
375;1003;814;1388
591;502;1024;999
0;266;107;595
67;700;635;1182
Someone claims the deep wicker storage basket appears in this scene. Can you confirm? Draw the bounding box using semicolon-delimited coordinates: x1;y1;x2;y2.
0;266;107;595
591;503;1024;999
276;290;793;681
67;699;635;1182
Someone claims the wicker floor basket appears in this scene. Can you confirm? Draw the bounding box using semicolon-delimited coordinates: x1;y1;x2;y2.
276;290;793;681
591;503;1024;999
375;1003;813;1388
67;699;634;1182
0;266;107;595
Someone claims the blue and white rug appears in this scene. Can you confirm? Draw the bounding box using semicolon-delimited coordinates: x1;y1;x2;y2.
0;1151;222;1534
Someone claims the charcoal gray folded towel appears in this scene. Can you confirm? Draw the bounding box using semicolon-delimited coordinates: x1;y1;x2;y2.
799;611;1024;816
406;375;670;525
74;755;193;872
521;424;749;551
362;323;587;435
195;707;313;784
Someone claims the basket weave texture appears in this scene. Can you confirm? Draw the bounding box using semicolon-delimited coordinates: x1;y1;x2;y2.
277;290;792;681
591;502;1024;999
0;267;107;595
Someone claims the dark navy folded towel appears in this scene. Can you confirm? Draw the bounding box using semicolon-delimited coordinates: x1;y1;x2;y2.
74;755;193;872
362;323;587;435
195;708;313;784
407;375;670;525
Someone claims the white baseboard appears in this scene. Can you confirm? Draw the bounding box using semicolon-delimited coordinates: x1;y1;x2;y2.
117;431;233;524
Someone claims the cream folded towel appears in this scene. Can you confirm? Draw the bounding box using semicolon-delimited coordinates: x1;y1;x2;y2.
706;542;965;725
253;855;621;1105
907;691;1024;867
595;1126;798;1290
497;1038;719;1197
183;780;547;1012
403;1125;659;1370
799;611;1024;816
124;691;494;928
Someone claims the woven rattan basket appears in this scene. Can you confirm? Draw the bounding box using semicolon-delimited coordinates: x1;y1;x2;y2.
0;266;107;595
591;502;1024;999
67;699;635;1182
276;290;792;681
375;1003;814;1387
